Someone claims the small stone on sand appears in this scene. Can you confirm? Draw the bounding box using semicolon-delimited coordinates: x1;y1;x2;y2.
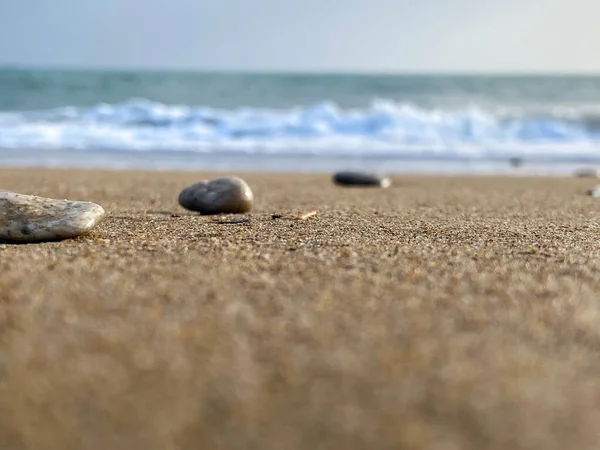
0;192;105;242
178;177;254;214
574;168;600;178
587;186;600;197
509;157;524;168
213;216;250;224
333;171;391;188
298;211;317;220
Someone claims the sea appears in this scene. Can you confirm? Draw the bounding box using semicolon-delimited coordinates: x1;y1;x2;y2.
3;68;600;174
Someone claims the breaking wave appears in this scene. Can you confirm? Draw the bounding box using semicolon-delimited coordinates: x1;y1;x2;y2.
2;98;600;160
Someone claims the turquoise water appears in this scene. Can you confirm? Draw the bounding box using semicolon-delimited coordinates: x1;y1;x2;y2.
5;69;600;110
3;68;600;172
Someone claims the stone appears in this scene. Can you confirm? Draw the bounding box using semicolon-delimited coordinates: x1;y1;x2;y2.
574;168;600;178
178;177;254;214
332;171;391;188
0;192;105;242
587;186;600;197
213;216;250;224
508;157;524;168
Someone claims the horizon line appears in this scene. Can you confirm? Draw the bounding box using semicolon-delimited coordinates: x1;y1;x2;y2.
2;64;600;77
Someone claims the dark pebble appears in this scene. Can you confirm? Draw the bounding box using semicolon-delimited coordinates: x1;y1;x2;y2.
332;171;391;188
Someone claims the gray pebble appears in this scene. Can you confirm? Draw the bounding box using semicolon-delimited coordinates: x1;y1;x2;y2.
333;171;391;188
213;216;250;224
178;177;254;214
575;168;599;178
0;192;105;242
508;157;524;168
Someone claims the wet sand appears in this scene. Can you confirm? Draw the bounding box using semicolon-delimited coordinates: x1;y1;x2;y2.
1;168;600;449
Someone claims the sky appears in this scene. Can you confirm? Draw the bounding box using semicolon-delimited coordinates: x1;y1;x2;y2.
0;0;599;73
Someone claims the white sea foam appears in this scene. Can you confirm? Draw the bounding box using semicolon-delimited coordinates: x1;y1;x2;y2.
2;98;600;160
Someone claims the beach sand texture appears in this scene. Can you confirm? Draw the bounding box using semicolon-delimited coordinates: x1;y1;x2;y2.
1;169;600;449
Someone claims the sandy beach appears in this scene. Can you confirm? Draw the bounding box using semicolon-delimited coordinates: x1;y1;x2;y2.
2;168;600;449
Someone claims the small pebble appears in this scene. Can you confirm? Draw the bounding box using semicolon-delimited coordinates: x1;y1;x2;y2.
298;211;317;220
333;171;391;188
178;177;254;214
575;168;600;178
0;192;105;242
587;185;600;197
213;217;250;224
509;157;524;168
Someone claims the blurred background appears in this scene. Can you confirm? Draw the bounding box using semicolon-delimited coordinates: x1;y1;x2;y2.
1;0;600;174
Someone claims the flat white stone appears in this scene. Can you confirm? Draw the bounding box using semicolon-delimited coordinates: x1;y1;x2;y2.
0;192;105;242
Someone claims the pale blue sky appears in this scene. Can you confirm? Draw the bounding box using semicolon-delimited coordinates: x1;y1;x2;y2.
0;0;598;72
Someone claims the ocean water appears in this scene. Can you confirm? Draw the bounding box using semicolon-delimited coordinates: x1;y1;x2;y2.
3;68;600;173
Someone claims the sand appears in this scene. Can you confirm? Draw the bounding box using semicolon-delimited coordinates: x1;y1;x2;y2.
1;168;600;450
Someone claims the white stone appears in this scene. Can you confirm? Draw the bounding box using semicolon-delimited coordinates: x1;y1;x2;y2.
0;192;105;242
588;185;600;198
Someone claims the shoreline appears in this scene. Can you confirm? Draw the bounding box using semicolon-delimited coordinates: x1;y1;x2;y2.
3;148;600;176
0;166;595;181
1;161;599;177
2;169;600;449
